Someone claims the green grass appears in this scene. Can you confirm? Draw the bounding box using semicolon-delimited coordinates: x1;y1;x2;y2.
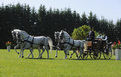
0;49;121;77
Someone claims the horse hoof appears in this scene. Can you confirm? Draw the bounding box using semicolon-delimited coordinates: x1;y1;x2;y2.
77;57;80;59
64;57;68;59
22;56;24;58
70;56;72;58
40;56;42;59
55;56;57;58
18;52;19;54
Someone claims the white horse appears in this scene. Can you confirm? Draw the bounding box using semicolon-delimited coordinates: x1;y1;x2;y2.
11;29;53;59
54;31;79;58
59;30;87;59
11;29;45;58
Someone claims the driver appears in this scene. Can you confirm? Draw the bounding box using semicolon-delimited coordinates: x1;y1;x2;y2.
86;27;95;47
87;27;95;41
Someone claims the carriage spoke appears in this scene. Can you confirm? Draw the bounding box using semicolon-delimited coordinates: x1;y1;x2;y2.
103;48;112;59
83;51;88;59
93;49;101;59
89;50;93;59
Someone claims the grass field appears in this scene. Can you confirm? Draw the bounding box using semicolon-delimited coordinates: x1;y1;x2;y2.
0;49;121;77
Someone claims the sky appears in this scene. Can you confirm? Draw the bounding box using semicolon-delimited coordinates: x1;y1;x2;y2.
1;0;121;24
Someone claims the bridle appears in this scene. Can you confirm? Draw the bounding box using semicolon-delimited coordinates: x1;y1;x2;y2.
60;31;64;40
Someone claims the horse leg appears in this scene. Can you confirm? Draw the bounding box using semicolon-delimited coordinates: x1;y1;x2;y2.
39;48;45;59
19;48;22;58
75;50;79;58
70;50;75;58
37;47;41;58
45;46;49;59
30;48;34;58
55;49;58;58
21;48;25;58
78;48;83;59
19;44;23;58
14;44;20;54
40;47;45;58
22;43;31;58
64;45;71;59
27;48;31;58
27;48;34;58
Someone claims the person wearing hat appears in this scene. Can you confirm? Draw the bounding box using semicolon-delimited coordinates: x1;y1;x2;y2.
96;31;102;39
102;32;108;41
102;32;108;47
87;27;95;41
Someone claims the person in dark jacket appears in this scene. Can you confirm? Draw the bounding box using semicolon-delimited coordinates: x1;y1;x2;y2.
87;27;95;41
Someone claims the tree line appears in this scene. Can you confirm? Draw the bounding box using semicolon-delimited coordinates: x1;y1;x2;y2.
0;3;121;48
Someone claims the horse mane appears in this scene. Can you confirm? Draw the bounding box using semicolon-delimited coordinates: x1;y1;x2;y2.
63;31;70;38
21;30;29;35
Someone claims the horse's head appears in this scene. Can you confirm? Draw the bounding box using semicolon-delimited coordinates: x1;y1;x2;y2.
11;29;22;43
54;31;60;42
11;30;16;41
59;30;64;40
11;29;29;43
59;30;70;40
17;30;29;41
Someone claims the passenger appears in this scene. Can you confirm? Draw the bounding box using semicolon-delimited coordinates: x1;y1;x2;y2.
102;32;108;46
96;31;102;39
102;32;108;41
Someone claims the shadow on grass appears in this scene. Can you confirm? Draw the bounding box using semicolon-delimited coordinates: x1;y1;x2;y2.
25;58;55;60
25;57;116;61
68;58;116;60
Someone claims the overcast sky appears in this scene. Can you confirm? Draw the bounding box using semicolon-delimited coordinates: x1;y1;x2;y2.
1;0;121;24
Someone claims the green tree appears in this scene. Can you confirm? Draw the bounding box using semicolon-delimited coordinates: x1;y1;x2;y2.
71;25;99;40
71;25;90;40
115;19;121;41
80;12;88;25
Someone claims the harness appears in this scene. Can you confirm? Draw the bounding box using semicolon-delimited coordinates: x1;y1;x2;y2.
67;38;81;49
21;36;35;48
64;38;75;46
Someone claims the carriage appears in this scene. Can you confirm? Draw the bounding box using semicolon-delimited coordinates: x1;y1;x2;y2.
83;38;112;59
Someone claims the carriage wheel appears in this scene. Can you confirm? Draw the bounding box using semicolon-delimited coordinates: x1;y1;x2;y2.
89;50;93;59
93;49;101;59
83;51;88;59
103;46;112;59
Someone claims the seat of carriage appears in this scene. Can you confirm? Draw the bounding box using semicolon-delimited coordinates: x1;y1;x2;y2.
84;38;111;52
86;38;102;47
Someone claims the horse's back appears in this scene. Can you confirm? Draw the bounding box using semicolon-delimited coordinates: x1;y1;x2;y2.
33;36;47;44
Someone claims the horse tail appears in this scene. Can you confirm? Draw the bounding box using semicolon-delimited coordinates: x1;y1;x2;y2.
47;37;53;52
83;41;88;51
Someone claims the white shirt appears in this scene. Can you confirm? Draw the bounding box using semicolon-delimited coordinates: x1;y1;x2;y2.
102;35;108;40
96;35;102;39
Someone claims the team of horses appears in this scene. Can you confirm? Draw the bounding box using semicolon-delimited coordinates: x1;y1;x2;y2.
11;29;88;59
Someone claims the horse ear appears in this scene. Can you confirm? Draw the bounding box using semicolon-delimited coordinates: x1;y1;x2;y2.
61;30;63;32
